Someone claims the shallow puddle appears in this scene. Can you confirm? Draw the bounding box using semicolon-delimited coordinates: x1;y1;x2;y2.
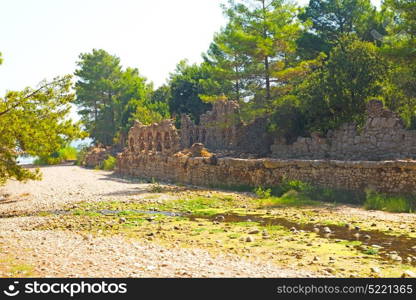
190;213;416;266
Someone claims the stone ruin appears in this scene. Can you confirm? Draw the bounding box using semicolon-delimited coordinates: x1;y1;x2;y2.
90;99;416;167
180;100;272;156
127;119;181;155
271;100;416;160
113;99;416;194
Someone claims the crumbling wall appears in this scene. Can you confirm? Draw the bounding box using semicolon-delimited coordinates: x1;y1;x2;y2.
271;100;416;160
180;100;272;156
126;120;181;155
117;154;416;194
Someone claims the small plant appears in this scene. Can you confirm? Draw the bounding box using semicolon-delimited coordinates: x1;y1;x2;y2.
149;178;163;193
102;155;116;171
364;190;414;213
254;186;272;198
34;146;78;165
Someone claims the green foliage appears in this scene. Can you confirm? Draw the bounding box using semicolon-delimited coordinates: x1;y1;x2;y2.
297;35;387;134
34;146;78;166
298;0;385;57
0;74;85;184
168;60;212;124
102;155;116;171
74;49;164;146
364;190;415;213
254;186;272;198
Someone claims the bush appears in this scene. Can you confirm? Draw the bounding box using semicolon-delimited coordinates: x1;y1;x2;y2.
76;145;90;166
102;156;116;171
364;190;415;213
34;146;78;166
254;186;272;198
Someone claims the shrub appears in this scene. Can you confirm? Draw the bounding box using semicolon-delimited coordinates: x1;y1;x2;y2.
254;186;272;198
76;145;90;166
102;155;116;171
34;146;78;165
364;190;415;213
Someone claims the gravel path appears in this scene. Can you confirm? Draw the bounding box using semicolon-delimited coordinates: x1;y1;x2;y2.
0;165;315;277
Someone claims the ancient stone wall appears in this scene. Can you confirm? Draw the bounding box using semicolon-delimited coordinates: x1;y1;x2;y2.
117;154;416;194
126;120;181;155
271;100;416;160
180;100;272;156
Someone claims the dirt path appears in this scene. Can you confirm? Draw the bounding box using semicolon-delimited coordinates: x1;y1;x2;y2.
0;165;315;277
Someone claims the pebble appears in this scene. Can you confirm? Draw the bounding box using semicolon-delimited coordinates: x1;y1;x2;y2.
215;216;225;222
323;227;331;234
371;267;381;274
363;234;371;240
401;270;416;278
248;229;260;235
245;236;254;243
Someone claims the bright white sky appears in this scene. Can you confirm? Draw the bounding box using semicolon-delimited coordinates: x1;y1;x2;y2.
0;0;381;97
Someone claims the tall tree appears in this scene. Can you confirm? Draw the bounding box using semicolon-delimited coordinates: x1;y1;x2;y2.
219;0;301;106
74;49;158;146
168;60;212;124
75;49;122;146
0;74;85;184
298;35;388;133
298;0;385;58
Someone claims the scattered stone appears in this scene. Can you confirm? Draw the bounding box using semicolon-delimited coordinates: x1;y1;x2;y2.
323;227;331;234
245;236;254;243
354;226;360;231
363;234;371;240
371;267;381;274
248;229;260;235
406;257;412;264
119;217;126;223
215;215;225;222
289;227;297;233
371;223;377;227
313;227;320;233
401;270;416;278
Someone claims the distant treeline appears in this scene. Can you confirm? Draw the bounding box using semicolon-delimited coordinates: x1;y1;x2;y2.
74;0;416;146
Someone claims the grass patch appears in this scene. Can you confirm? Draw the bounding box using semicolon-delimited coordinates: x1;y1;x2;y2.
364;190;415;213
34;146;78;165
102;155;116;171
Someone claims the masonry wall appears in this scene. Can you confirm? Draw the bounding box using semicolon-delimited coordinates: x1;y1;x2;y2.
271;100;416;160
117;155;416;194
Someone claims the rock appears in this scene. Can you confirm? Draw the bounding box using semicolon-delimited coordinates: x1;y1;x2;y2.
313;256;319;262
313;227;320;233
323;227;331;234
401;270;416;278
306;243;313;247
411;246;416;252
345;223;352;229
289;227;297;233
390;254;403;262
354;226;360;231
406;257;412;263
363;234;371;240
325;267;336;274
245;236;254;243
262;230;268;236
371;267;381;274
248;229;260;235
119;217;126;223
215;215;225;222
371;223;377;227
